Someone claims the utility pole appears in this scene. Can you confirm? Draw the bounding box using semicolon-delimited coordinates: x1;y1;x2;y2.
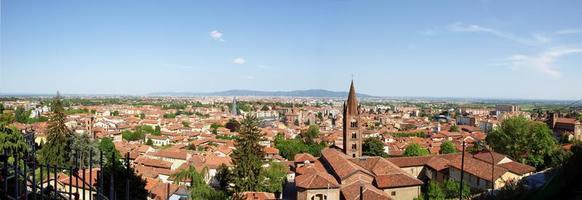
459;140;465;200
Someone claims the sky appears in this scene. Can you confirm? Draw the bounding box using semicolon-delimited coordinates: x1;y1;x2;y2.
1;0;582;100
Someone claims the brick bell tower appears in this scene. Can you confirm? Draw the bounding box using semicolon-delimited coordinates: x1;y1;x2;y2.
343;80;362;158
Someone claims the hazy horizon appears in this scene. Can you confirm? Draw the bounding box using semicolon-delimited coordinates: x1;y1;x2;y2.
2;1;582;100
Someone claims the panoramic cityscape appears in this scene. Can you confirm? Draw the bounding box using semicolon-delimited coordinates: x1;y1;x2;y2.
1;1;582;200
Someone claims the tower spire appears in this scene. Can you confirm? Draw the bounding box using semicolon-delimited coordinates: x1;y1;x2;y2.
346;80;358;115
343;80;362;158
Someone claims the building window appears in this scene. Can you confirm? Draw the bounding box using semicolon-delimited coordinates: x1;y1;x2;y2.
352;154;356;158
351;121;357;128
352;144;357;149
311;194;327;200
352;133;357;139
391;191;396;196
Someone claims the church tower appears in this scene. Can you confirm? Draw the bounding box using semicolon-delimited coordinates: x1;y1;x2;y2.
343;80;362;158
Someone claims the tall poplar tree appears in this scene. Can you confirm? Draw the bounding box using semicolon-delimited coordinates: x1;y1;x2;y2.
39;92;73;166
231;115;265;198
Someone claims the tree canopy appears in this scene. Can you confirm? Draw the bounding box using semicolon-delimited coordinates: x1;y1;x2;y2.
260;162;287;194
404;143;429;157
96;138;148;200
275;134;326;160
363;137;388;157
449;124;460;132
302;125;320;144
171;166;227;200
231;116;265;196
427;180;445;200
225;118;241;132
39;93;73;166
440;141;457;154
486;116;558;168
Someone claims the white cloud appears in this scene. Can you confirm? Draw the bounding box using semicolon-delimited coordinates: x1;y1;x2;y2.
210;30;224;41
556;29;582;35
233;57;246;64
502;47;582;78
448;23;550;45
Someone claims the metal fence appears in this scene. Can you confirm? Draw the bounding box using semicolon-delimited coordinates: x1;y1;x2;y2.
1;131;134;200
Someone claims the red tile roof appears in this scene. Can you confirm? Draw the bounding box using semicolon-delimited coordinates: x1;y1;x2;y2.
294;153;317;163
295;171;340;189
374;173;423;189
340;181;392;200
320;148;373;180
498;161;536;175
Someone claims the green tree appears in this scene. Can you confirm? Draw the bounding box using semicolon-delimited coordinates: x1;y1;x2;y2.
363;137;388;157
215;164;232;191
210;123;222;134
442;179;470;199
303;125;320;144
111;110;119;116
98;137;121;165
274;134;326;160
121;130;144;141
146;138;153;146
231;116;265;197
154;125;161;135
486;116;558;168
139;113;145;119
0;103;4;114
427;180;445;200
70;133;98;168
172;166;227;200
14;106;29;123
0;124;29;160
96;139;148;200
404;143;429;157
225;118;241;132
39;93;73;166
0;112;15;125
261;162;287;194
182;121;190;128
449;124;460;132
440;141;457;154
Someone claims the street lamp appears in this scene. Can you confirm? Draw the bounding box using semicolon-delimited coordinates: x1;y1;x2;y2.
459;140;465;200
483;144;495;192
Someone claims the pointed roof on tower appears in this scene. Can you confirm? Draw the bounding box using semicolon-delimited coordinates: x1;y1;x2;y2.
346;80;358;115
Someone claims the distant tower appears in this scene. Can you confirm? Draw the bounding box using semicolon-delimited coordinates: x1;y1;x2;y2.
231;97;238;116
343;80;362;158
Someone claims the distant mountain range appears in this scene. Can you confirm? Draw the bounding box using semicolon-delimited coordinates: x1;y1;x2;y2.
148;89;373;98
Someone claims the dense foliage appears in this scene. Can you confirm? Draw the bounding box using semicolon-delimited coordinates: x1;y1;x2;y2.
260;162;287;194
274;134;326;160
171;166;227;200
486;116;559;169
391;131;427;138
97;138;148;200
225;118;241;132
363;137;388;157
404;143;429;157
38;94;74;166
440;141;457;154
231;116;265;196
449;125;460;132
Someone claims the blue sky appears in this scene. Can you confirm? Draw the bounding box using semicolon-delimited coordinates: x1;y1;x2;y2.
1;0;582;100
